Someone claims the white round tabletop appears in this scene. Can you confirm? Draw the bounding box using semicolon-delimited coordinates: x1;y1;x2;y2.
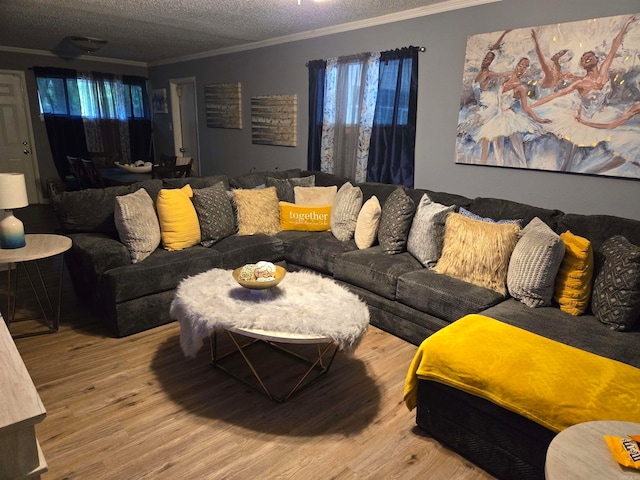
0;234;72;263
229;326;332;344
546;420;640;479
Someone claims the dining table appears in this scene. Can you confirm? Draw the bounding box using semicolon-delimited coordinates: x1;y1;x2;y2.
100;167;152;186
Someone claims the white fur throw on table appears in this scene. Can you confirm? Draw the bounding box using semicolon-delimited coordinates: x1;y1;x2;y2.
172;269;370;358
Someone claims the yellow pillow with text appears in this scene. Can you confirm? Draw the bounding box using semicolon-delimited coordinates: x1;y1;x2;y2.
279;202;332;231
156;184;201;251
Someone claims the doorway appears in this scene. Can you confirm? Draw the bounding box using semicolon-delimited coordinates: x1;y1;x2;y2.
170;77;199;175
0;70;42;203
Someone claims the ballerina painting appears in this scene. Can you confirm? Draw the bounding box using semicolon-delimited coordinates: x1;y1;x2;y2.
455;13;640;180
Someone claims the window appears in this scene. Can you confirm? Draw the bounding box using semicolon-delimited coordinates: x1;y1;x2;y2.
36;75;148;120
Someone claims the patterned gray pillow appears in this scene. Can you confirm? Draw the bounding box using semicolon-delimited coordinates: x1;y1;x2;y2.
192;182;236;247
114;188;161;263
407;194;455;267
591;235;640;331
377;187;416;254
330;182;363;242
265;175;315;203
507;217;565;307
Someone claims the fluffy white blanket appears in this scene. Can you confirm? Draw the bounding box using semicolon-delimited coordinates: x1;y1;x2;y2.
172;269;370;357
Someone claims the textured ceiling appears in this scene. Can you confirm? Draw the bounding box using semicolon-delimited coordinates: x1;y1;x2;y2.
0;0;488;65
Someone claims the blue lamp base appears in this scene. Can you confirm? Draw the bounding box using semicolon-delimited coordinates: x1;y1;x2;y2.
0;210;26;249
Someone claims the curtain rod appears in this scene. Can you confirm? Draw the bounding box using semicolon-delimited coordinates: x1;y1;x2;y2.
306;46;425;67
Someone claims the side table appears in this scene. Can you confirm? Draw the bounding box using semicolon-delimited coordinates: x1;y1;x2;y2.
0;234;72;338
546;420;640;479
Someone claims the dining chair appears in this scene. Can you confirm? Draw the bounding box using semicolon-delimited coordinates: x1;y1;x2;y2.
151;160;192;179
67;156;92;189
81;158;106;188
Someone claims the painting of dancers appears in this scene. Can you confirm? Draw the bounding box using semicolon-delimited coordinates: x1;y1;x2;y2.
455;13;640;179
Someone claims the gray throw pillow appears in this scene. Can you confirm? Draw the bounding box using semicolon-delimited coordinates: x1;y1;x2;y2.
114;188;161;263
330;182;363;242
407;194;455;267
591;235;640;331
192;182;237;247
507;217;565;307
265;175;315;203
377;187;416;255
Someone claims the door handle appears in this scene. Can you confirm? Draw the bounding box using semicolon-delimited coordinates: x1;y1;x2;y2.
23;149;30;154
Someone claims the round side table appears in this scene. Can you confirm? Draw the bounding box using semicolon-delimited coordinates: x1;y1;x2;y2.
1;233;72;337
546;420;640;479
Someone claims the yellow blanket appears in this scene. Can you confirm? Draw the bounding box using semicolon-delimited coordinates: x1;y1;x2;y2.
403;314;640;432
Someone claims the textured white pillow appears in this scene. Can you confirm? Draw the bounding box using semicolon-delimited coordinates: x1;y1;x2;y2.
330;182;363;242
114;188;161;263
354;196;381;249
407;194;455;267
294;185;338;206
507;217;565;307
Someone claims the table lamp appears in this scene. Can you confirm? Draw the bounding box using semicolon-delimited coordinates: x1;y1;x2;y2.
0;173;29;249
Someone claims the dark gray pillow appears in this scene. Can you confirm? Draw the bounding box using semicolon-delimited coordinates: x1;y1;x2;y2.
407;194;455;267
265;175;315;203
591;235;640;331
377;187;415;255
192;182;237;247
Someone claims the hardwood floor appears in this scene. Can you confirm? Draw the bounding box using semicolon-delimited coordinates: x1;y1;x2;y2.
5;205;494;479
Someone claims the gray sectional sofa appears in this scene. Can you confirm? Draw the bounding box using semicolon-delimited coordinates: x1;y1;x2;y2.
51;168;640;480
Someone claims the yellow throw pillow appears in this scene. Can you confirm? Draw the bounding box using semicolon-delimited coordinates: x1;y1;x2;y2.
156;185;201;251
280;202;332;231
434;213;520;295
553;231;594;315
233;187;281;235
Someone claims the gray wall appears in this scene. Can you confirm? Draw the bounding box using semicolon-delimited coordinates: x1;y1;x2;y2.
0;50;147;196
149;0;640;220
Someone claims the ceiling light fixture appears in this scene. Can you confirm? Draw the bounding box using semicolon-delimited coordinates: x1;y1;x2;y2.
66;36;108;54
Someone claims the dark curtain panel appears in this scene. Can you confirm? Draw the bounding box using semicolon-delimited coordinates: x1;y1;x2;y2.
307;59;326;172
32;67;88;180
366;46;419;188
123;75;153;162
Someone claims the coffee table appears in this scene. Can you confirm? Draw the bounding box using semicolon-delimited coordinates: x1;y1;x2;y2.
172;268;370;402
546;420;640;479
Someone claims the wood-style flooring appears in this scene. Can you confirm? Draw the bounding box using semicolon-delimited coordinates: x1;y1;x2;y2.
4;205;494;479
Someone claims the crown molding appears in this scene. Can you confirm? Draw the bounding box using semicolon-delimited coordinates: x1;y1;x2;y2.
0;45;147;67
149;0;501;67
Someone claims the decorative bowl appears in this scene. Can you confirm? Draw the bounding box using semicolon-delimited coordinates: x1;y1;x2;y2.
232;264;287;290
114;161;153;173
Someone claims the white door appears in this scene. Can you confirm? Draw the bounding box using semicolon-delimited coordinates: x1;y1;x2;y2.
170;78;199;175
0;71;41;203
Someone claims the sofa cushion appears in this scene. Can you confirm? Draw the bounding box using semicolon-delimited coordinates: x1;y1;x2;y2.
229;168;302;189
294;185;338;205
192;182;236;247
302;170;350;188
507;217;565;307
156;184;201;251
555;213;640;252
468;197;564;230
114;188;161;264
358;182;402;205
330;182;363;242
354;195;381;249
232;187;281;235
553;231;594;316
163;175;230;191
209;234;285;269
397;268;506;322
279;202;331;231
407;194;455;268
333;246;422;300
282;231;356;275
591;235;640;331
378;187;416;254
51;180;163;234
419;189;472;209
459;207;522;226
103;245;223;304
435;213;520;295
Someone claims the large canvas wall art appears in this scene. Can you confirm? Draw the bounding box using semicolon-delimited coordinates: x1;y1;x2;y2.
455;14;640;179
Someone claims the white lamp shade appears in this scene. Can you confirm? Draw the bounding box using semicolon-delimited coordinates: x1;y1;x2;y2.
0;173;29;209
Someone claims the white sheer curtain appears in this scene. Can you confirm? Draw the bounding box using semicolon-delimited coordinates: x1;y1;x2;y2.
320;52;380;182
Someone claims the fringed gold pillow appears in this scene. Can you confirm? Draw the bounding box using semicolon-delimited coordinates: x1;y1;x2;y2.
232;187;281;235
434;213;521;295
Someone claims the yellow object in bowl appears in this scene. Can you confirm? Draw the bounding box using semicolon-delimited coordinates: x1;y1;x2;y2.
232;264;287;290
